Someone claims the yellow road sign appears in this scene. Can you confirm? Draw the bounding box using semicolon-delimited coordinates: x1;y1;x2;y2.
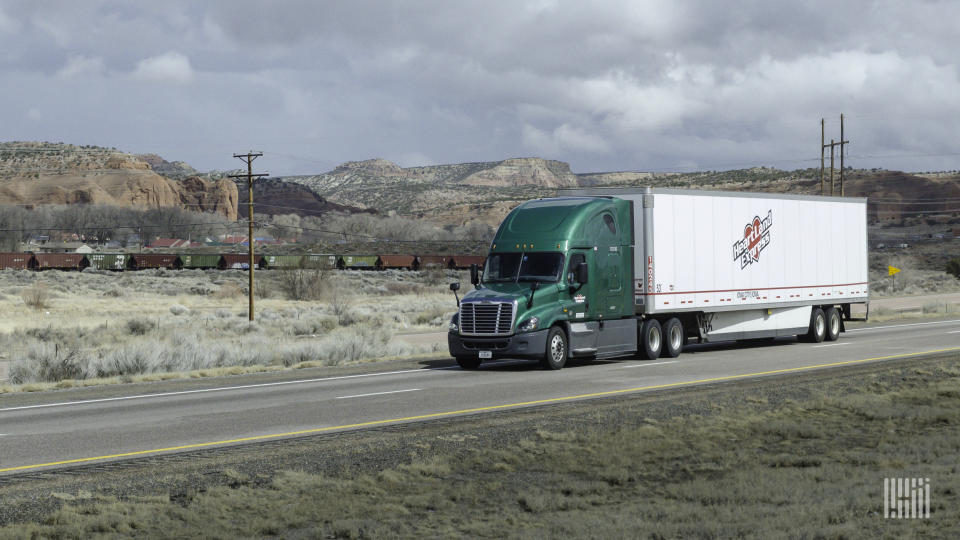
888;266;901;276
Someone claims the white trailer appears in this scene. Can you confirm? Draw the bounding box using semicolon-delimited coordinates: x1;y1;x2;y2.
570;187;869;344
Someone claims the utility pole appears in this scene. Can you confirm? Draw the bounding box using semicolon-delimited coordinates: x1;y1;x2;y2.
829;139;835;195
820;115;850;196
840;113;846;196
229;152;268;321
820;118;825;195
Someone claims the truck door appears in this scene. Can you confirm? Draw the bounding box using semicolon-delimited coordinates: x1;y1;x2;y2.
589;212;623;317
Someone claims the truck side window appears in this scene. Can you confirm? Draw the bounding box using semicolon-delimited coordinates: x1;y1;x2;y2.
603;214;617;235
567;253;585;283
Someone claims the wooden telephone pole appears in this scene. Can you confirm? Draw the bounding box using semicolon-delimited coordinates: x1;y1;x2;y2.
229;152;268;321
820;115;850;196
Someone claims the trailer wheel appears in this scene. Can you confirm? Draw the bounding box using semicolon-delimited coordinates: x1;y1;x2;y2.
456;356;482;370
540;326;568;370
663;318;684;358
802;307;826;343
639;319;663;360
824;307;840;341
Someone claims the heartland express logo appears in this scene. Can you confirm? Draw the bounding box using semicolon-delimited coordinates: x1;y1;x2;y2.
732;210;772;269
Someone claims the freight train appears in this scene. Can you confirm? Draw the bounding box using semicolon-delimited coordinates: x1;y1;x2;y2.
0;252;485;272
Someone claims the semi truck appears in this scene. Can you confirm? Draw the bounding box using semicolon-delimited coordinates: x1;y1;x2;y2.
447;187;869;369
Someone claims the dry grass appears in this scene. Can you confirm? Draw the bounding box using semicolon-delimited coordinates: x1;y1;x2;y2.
19;282;51;310
0;268;463;390
5;359;959;537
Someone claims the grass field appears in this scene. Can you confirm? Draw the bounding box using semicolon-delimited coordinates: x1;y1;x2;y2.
0;268;462;390
3;356;958;538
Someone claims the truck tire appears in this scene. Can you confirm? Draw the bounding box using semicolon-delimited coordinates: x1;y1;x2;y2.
824;307;840;341
639;319;663;360
456;356;482;370
802;307;826;343
663;318;683;358
540;326;568;370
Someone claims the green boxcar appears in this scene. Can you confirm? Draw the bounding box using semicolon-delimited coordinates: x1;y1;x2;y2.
179;254;222;269
262;255;305;269
304;254;339;269
87;253;130;271
341;255;378;269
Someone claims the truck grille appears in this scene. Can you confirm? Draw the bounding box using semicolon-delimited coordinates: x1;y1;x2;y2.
460;301;515;336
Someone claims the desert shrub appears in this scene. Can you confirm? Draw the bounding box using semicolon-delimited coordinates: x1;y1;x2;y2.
169;304;190;316
291;317;338;336
21;283;51;310
948;258;960;279
254;279;272;299
215;308;233;319
213;282;244;298
102;285;124;297
22;342;86;382
922;302;944;314
126;318;154;335
90;345;160;378
189;284;214;295
279;268;328;301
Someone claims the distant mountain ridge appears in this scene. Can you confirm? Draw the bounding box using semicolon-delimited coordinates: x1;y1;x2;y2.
280;158;960;228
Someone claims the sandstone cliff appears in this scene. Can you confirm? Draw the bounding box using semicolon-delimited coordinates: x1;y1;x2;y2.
0;142;238;220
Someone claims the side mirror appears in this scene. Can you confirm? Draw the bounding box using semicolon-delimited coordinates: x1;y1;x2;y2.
575;262;588;284
450;282;461;307
470;263;480;286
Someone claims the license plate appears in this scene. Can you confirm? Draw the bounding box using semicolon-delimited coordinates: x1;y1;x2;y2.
479;351;492;359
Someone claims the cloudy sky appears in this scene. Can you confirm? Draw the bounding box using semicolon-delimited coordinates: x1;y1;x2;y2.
0;0;958;176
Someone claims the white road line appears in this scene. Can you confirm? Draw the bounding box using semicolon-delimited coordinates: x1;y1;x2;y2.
812;343;852;348
336;388;421;400
947;330;960;334
0;368;445;413
0;358;530;413
620;361;679;368
846;319;960;333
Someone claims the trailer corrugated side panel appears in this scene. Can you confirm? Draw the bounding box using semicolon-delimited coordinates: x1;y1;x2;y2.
621;190;868;314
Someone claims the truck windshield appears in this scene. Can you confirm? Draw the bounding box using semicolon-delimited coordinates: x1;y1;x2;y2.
483;252;564;283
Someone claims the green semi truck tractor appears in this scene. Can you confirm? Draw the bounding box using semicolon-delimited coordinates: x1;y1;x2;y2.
447;187;869;370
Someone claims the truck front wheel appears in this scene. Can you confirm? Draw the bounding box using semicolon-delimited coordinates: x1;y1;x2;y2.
540;326;568;370
639;319;663;360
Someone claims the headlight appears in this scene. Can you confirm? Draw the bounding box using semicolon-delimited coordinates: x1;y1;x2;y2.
518;317;539;332
448;312;459;332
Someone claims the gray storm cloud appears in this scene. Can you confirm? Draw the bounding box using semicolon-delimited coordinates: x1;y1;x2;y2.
0;0;957;175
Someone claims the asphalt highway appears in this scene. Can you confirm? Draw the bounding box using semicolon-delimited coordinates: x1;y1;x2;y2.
2;318;959;475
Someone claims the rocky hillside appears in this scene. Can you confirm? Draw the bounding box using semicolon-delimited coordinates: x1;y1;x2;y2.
0;142;238;220
282;158;960;228
235;177;374;219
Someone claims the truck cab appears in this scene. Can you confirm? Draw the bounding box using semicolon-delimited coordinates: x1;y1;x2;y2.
448;197;635;369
